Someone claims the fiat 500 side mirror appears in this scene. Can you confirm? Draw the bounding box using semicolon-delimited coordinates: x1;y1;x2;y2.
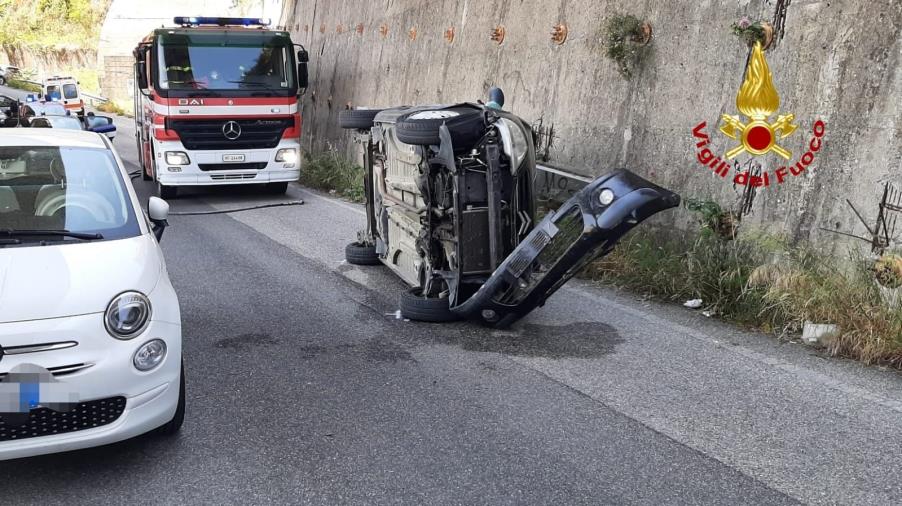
148;196;170;240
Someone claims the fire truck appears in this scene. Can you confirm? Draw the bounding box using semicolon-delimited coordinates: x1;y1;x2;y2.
132;17;308;198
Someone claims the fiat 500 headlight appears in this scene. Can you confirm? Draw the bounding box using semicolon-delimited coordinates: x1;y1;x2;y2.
105;291;151;339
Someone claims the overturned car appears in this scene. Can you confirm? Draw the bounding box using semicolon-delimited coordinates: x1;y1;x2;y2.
339;89;679;328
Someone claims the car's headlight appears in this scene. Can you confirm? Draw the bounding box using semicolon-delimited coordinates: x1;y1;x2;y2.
275;148;298;163
165;151;190;165
134;339;167;371
498;118;529;169
105;291;151;339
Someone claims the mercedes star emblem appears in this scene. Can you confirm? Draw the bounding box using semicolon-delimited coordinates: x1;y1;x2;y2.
222;121;242;140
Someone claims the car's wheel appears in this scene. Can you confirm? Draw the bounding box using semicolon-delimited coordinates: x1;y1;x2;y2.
158;182;177;199
345;241;380;265
338;109;385;130
395;107;486;147
264;182;289;194
0;76;6;86
399;287;459;323
155;362;185;436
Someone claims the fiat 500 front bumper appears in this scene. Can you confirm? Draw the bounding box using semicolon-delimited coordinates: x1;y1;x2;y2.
0;314;181;461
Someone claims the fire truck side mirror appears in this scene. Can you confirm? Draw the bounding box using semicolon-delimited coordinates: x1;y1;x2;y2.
297;62;308;89
297;48;309;89
135;61;148;90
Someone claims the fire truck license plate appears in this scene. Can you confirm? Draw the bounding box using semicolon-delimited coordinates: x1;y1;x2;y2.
222;154;245;162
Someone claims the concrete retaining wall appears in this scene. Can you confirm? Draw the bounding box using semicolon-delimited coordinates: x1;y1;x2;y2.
280;0;902;246
1;45;96;79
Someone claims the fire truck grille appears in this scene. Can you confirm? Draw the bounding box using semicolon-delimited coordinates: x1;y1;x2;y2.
168;118;293;151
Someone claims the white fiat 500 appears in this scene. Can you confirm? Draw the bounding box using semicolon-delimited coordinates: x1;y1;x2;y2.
0;129;183;460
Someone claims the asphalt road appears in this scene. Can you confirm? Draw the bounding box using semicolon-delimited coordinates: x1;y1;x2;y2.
2;85;902;505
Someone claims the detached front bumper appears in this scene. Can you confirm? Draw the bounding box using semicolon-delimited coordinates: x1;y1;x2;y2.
0;314;182;461
452;169;680;328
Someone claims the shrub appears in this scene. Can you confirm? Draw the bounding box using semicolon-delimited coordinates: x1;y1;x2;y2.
584;227;902;367
603;14;651;79
300;150;365;203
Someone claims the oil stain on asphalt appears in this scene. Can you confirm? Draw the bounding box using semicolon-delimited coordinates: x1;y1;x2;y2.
434;321;623;359
214;333;280;350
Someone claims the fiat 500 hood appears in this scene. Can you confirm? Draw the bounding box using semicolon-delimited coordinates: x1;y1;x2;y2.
0;234;162;323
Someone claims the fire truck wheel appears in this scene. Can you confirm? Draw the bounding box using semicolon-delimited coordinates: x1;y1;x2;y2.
395;107;485;147
399;287;459;323
338;109;385;130
158;183;178;200
265;182;288;194
345;241;381;265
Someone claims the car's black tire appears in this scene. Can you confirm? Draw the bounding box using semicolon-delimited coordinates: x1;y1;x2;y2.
265;182;289;194
0;76;6;86
399;287;459;323
395;107;485;147
339;109;385;130
158;182;177;199
345;241;380;265
155;362;185;436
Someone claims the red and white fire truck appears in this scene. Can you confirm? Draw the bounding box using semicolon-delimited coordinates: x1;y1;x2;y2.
132;17;308;198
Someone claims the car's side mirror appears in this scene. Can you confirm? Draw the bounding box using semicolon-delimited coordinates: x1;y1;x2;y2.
87;115;116;139
148;196;170;240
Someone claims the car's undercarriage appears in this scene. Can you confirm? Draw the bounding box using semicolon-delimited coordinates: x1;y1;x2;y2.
340;94;679;327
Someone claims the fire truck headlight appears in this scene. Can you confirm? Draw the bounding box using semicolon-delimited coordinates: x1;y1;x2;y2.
275;148;298;164
165;151;190;165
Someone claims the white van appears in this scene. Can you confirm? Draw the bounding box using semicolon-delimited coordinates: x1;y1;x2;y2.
41;76;85;117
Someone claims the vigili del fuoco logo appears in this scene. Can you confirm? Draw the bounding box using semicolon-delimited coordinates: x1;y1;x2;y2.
691;42;825;188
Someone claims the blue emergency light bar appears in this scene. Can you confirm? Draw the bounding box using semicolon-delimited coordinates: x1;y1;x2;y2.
174;17;271;27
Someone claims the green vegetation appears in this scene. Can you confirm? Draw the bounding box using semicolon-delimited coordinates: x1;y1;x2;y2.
301;150;365;203
6;79;40;92
96;99;129;116
582;216;902;367
0;0;110;50
603;14;651;80
730;17;772;48
71;68;99;94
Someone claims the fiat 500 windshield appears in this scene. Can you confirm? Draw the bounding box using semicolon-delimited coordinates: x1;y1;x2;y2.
0;146;140;244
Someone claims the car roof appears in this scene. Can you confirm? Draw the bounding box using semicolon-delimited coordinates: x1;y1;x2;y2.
25;102;67;114
0;128;107;149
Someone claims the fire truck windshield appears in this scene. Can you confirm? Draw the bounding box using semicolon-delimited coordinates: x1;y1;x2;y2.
156;31;295;93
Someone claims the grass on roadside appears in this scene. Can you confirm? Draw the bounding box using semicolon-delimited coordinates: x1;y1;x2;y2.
583;227;902;367
300;150;365;203
96;100;129;117
6;79;40;93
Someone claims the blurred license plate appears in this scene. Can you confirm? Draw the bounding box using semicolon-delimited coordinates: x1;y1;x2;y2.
222;154;245;162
